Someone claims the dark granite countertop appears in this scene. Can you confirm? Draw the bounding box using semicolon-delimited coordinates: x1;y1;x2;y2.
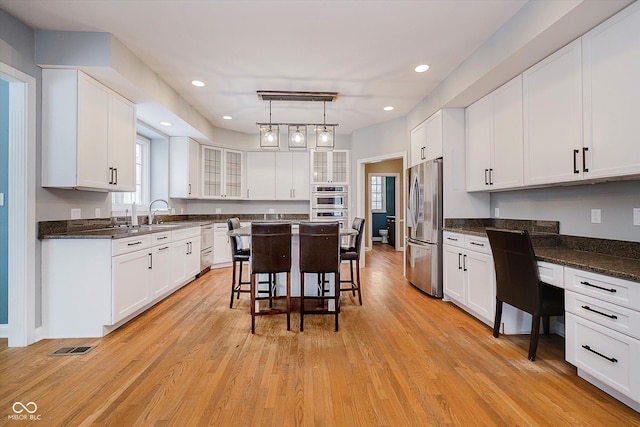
41;221;211;240
444;218;640;282
38;214;311;240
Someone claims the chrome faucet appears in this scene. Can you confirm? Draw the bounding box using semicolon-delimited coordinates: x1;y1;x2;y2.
148;199;170;225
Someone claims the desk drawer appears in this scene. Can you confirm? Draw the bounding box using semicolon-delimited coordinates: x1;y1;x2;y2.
565;267;640;310
566;312;640;401
112;235;152;256
566;290;640;340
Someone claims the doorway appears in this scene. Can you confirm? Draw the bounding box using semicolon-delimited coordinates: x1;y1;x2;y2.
368;173;399;249
357;152;406;253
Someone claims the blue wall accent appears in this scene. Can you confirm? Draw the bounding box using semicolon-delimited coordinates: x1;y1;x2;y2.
372;177;395;238
1;79;9;324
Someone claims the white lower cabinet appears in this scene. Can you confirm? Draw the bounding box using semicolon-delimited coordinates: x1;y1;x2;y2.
443;232;495;326
112;248;151;324
213;222;233;268
42;226;202;338
564;267;640;410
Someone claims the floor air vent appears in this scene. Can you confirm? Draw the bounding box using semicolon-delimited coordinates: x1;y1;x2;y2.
49;346;96;356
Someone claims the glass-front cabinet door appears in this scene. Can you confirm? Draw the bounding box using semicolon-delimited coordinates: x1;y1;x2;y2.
224;149;243;199
311;150;349;184
202;146;223;198
201;146;243;199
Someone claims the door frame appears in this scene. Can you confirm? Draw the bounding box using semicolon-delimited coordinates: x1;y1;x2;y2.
0;62;37;347
366;172;400;251
356;151;407;256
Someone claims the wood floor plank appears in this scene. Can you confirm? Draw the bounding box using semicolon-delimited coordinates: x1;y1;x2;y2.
1;243;640;425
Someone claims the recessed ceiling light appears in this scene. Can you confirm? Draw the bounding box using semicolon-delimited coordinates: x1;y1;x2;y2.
384;106;394;111
191;80;205;87
222;115;232;120
159;121;172;127
414;64;430;73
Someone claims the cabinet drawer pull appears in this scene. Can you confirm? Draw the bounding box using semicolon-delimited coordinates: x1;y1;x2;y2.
463;254;467;272
580;305;617;320
582;147;589;173
157;236;168;240
127;241;142;246
458;253;462;270
581;345;617;363
446;237;459;242
573;149;580;174
114;168;118;185
148;253;152;269
489;168;493;185
580;280;616;293
470;241;485;247
484;169;489;185
158;246;170;251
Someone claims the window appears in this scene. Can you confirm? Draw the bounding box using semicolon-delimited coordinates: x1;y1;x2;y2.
370;175;386;213
112;135;150;213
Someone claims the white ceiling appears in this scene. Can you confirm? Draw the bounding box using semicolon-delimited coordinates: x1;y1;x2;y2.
0;0;528;135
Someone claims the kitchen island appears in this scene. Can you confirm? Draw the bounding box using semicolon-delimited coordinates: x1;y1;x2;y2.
228;223;357;304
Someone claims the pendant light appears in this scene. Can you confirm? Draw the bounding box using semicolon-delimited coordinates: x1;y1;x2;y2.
288;124;307;149
315;100;334;150
259;100;279;149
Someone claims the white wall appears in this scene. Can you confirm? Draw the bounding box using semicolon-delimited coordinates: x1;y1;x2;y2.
492;181;640;242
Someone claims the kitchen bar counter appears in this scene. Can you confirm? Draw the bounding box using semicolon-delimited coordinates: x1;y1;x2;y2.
444;219;640;282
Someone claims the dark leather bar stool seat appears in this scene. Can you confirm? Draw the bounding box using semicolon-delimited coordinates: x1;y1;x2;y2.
299;222;341;332
227;218;251;309
339;217;365;305
486;228;565;361
250;222;292;334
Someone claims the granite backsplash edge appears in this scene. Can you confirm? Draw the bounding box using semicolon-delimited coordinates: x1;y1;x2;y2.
444;218;640;260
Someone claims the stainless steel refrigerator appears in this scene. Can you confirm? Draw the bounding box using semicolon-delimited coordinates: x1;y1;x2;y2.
405;158;443;297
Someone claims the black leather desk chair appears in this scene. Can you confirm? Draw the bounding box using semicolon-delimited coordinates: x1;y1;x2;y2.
340;217;365;305
486;228;565;361
227;218;250;308
250;222;292;334
299;222;341;332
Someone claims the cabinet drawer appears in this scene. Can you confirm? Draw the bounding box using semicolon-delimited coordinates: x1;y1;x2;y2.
171;226;200;242
566;290;640;340
465;235;491;255
112;235;152;256
565;267;640;310
566;312;640;401
151;231;171;245
443;231;464;248
537;261;564;288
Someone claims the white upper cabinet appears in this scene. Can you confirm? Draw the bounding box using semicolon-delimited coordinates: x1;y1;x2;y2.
410;111;443;167
523;39;583;186
311;150;349;184
582;2;640;179
467;75;523;191
201;146;243;199
410;122;427;168
169;137;200;199
246;151;276;200
276;152;310;200
424;110;444;161
42;69;136;192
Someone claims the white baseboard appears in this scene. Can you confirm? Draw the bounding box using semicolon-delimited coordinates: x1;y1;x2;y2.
0;324;8;339
372;237;382;242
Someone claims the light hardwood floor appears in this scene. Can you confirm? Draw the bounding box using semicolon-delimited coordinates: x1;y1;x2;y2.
2;244;639;426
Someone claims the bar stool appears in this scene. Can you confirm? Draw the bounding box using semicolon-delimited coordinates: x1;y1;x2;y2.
340;217;365;305
227;218;250;309
250;222;292;334
299;222;341;332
